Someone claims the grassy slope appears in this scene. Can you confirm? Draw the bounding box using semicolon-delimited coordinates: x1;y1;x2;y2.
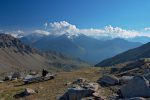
0;47;89;74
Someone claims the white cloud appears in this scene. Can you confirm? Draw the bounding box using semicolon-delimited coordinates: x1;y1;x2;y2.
104;25;139;38
42;21;140;38
5;30;25;38
5;21;150;39
34;30;50;35
48;21;80;36
144;27;150;31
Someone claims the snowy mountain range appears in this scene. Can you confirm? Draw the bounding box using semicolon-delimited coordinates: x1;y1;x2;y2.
19;32;142;64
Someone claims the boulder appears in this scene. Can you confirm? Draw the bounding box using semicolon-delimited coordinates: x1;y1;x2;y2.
0;80;4;83
97;75;119;86
14;88;37;98
4;76;12;81
72;78;88;84
119;76;134;84
12;72;21;79
59;83;100;100
66;87;94;100
65;82;73;86
120;97;146;100
120;76;150;98
24;88;36;95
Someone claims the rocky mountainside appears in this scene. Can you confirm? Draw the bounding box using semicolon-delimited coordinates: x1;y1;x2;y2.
0;33;88;73
20;33;142;64
96;42;150;67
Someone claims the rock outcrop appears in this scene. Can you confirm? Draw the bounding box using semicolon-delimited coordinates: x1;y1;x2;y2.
120;76;150;98
59;78;102;100
97;75;119;86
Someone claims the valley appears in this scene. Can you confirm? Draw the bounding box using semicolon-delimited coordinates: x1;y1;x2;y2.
1;0;150;100
20;33;142;64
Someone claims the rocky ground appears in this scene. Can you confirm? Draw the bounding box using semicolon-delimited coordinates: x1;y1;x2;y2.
0;67;113;100
1;58;150;100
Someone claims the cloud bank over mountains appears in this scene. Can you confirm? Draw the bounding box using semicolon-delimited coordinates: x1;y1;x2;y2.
35;21;150;39
2;21;150;39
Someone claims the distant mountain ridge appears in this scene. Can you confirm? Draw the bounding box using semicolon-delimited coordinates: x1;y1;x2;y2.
126;36;150;44
95;41;150;67
0;33;89;73
20;33;142;64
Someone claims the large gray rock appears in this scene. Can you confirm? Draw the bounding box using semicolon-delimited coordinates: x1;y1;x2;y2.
97;75;119;86
119;76;134;84
120;76;150;98
120;97;146;100
59;83;100;100
12;72;21;79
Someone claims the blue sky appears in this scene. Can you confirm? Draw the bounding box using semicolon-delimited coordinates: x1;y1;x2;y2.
0;0;150;30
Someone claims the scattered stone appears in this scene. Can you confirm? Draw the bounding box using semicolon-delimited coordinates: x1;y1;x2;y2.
120;76;150;98
97;75;119;86
29;71;37;75
23;73;54;84
65;82;73;86
14;88;37;98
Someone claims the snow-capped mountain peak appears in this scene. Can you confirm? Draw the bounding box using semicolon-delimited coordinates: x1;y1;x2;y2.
64;32;81;39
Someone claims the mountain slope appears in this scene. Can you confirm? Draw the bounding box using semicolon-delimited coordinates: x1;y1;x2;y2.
127;36;150;44
21;34;142;64
96;42;150;67
0;33;88;73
